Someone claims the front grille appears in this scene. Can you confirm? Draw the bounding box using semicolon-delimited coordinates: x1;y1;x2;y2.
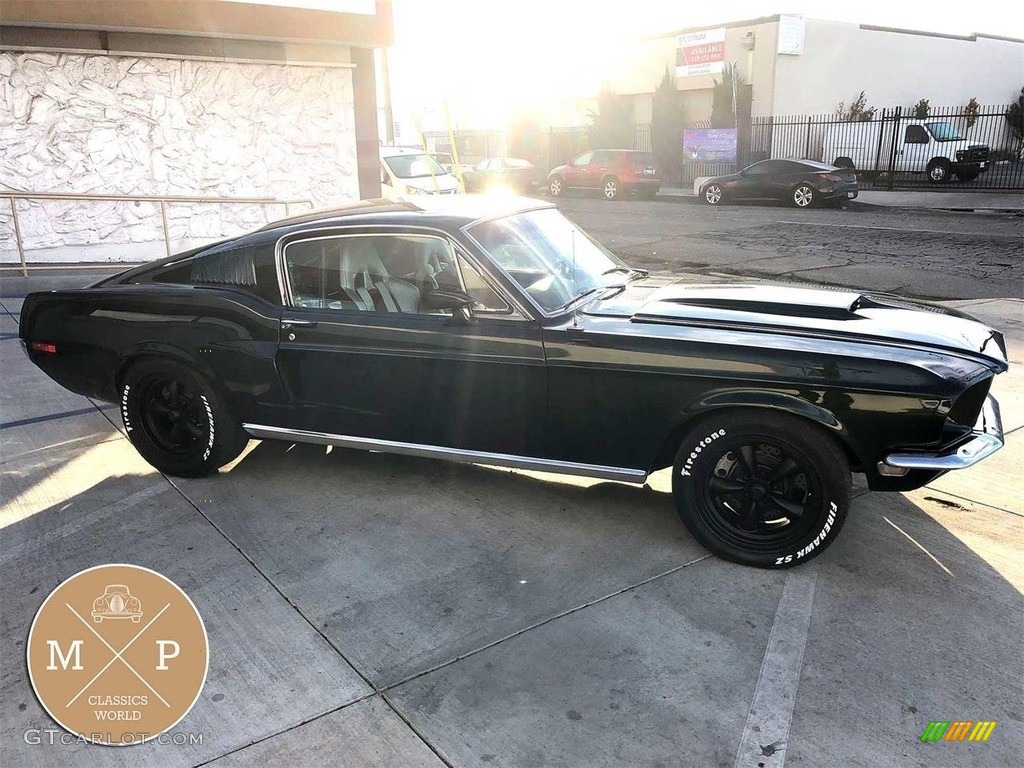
957;145;989;162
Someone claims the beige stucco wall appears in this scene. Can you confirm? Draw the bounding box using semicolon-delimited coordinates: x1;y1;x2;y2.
773;21;1023;115
606;18;1023;125
0;50;358;263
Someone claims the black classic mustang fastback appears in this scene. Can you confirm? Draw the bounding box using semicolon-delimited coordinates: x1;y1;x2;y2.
20;197;1007;568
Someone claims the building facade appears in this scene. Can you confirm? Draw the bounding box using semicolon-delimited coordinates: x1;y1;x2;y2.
609;15;1023;124
0;0;391;264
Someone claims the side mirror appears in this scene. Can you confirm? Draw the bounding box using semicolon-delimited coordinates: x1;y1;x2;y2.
424;289;476;325
379;170;388;185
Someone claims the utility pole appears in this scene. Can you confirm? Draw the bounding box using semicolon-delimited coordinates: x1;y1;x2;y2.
379;47;394;145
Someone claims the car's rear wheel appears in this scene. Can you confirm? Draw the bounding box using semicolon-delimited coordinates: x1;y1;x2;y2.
671;411;851;568
792;184;815;208
549;176;564;197
601;176;620;200
121;357;248;477
703;183;723;205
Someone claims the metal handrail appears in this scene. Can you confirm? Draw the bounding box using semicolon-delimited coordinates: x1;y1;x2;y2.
1;191;313;277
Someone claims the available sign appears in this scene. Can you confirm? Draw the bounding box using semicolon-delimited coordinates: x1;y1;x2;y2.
683;129;737;163
676;28;726;77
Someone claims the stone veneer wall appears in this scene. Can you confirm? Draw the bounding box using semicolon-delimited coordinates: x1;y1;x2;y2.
0;51;358;263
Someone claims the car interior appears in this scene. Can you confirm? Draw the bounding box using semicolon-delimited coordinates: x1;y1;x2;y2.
286;235;507;314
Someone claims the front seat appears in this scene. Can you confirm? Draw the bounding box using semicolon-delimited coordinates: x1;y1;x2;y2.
339;240;420;313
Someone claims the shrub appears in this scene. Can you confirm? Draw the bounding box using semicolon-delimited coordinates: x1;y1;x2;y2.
964;97;980;129
912;98;930;119
835;91;876;122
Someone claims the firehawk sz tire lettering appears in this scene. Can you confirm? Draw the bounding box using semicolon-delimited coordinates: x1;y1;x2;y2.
671;411;850;568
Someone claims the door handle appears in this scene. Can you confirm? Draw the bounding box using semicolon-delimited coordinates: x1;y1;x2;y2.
281;318;317;329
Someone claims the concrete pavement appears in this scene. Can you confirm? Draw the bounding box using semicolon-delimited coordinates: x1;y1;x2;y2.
1;268;1022;767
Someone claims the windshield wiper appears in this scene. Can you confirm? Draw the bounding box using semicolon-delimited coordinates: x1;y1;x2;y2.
556;283;631;312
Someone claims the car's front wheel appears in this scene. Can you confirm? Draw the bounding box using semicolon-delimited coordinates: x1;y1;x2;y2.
120;357;248;477
926;158;951;183
548;176;564;197
671;411;851;568
703;183;724;205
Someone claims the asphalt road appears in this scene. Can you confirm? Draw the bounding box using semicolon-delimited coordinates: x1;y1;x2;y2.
557;197;1024;301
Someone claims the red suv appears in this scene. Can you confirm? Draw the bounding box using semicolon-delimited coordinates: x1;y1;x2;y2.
547;149;660;201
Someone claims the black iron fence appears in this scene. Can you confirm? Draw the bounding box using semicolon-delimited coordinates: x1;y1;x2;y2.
751;104;1023;190
423;102;1023;192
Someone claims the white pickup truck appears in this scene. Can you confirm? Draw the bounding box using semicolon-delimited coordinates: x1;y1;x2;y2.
822;119;989;182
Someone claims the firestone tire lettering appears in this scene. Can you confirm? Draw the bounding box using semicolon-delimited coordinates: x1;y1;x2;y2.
679;428;726;478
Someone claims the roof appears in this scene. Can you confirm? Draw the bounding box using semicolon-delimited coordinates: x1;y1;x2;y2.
257;195;555;235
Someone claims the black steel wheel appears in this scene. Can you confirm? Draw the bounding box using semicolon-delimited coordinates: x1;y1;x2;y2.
121;357;248;477
672;411;850;568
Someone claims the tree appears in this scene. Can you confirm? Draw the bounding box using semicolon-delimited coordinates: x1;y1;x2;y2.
587;85;633;148
1005;88;1024;158
912;98;930;119
835;91;876;122
710;63;744;128
651;67;684;178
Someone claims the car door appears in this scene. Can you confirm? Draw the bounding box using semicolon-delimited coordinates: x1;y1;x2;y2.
562;152;593;188
764;160;808;201
729;161;771;199
585;150;613;190
898;124;930;172
275;228;547;456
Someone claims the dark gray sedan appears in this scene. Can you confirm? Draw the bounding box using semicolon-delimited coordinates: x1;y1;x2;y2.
700;159;858;208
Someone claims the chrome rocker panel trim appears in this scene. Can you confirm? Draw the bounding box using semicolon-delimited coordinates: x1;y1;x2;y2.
884;394;1003;471
243;423;650;483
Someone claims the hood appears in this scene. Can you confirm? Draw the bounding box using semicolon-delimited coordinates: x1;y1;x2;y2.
584;279;1008;370
405;175;460;193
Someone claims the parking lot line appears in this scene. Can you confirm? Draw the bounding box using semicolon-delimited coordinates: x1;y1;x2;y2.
733;566;818;768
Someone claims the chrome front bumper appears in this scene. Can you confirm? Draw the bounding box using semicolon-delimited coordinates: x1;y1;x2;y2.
882;394;1003;472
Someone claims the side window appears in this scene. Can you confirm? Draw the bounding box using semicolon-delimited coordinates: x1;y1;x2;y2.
591;150;611;164
571;152;593;167
904;125;929;144
284;234;512;316
455;253;510;314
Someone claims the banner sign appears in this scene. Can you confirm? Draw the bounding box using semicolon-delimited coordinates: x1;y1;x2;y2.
777;15;806;55
683;129;737;163
676;28;726;77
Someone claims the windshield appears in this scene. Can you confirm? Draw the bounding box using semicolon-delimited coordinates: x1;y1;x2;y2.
383;153;448;179
925;122;964;142
469;208;635;313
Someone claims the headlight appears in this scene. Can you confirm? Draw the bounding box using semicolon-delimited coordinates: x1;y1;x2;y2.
405;186;426;195
956;150;966;161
